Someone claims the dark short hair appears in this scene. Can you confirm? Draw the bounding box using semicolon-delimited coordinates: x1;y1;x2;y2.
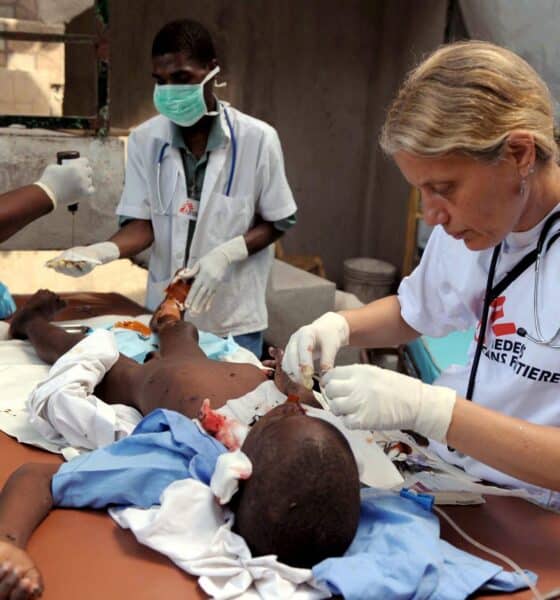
232;418;361;568
151;18;216;64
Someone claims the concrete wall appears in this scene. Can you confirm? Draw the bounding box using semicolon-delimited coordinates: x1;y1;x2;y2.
0;1;447;289
0;128;125;250
0;0;39;21
109;0;447;285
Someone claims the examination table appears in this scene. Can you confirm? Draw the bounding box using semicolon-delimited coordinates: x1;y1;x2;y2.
0;292;557;599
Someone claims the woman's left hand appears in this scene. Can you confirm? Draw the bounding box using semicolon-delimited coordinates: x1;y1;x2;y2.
322;364;456;443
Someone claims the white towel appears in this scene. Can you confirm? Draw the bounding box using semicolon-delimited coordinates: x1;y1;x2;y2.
109;478;330;600
27;329;142;453
218;379;286;424
0;338;55;452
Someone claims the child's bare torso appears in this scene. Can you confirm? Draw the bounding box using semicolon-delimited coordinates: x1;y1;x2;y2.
133;356;268;417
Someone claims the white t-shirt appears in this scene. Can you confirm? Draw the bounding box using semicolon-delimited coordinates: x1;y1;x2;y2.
398;205;560;507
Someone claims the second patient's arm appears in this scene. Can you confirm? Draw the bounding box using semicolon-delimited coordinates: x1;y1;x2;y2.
0;463;59;598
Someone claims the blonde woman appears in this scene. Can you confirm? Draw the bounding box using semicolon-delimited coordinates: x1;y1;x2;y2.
283;41;560;503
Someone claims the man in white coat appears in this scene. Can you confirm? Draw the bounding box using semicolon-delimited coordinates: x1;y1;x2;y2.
50;19;297;358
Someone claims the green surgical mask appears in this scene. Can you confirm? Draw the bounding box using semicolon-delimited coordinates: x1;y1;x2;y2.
153;66;220;127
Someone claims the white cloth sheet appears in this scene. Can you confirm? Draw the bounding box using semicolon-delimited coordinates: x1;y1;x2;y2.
110;478;330;600
0;337;56;452
27;329;142;455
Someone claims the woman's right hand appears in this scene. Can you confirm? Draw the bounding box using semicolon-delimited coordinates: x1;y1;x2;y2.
0;540;43;599
281;312;350;388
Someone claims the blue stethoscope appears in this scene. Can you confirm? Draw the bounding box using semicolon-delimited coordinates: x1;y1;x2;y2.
155;105;237;213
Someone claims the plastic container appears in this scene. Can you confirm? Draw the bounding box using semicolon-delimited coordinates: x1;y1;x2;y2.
343;257;396;304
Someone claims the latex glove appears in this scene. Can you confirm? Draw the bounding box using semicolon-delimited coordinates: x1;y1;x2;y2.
0;539;44;598
184;236;248;314
322;364;456;443
34;157;94;209
46;241;119;277
282;312;350;389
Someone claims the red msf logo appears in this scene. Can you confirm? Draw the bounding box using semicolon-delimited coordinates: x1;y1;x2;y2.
476;295;517;341
179;200;195;215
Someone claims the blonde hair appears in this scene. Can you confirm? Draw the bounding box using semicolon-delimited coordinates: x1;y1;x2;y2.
380;40;558;163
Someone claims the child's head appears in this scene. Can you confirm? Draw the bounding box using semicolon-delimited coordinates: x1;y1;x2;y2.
231;402;361;568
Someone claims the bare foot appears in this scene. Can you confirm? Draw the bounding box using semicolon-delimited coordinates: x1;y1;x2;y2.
9;289;66;340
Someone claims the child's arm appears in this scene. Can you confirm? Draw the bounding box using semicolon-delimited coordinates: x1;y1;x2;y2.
0;462;59;598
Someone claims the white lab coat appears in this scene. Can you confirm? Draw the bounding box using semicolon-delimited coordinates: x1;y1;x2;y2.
117;106;297;336
398;205;560;508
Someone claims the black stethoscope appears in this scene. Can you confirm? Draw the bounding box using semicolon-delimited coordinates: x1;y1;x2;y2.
466;211;560;401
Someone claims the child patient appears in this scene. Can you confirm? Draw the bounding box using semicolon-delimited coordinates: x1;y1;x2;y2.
0;290;361;598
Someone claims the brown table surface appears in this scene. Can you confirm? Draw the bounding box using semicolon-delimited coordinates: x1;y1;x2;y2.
3;293;559;599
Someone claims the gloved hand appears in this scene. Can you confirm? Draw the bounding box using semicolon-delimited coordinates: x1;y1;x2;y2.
34;157;95;209
282;312;350;389
46;241;120;277
184;236;248;314
322;364;456;443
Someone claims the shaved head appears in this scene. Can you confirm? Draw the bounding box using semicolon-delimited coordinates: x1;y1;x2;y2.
232;404;361;568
